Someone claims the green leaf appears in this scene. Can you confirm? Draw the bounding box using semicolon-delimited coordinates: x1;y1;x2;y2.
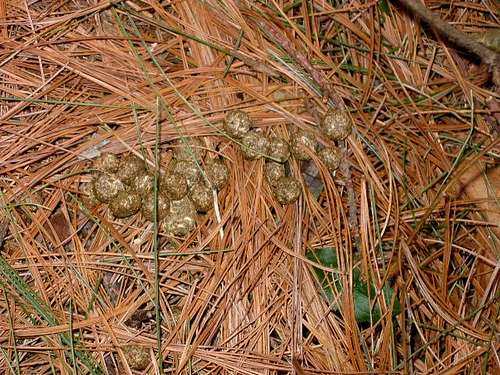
306;248;400;323
378;0;390;15
306;247;338;268
306;247;342;307
351;268;400;323
378;0;390;24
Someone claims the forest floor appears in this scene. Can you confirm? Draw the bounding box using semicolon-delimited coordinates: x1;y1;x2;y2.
0;0;499;374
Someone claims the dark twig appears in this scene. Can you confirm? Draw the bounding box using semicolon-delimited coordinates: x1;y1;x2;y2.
395;0;500;69
339;144;360;251
0;219;8;251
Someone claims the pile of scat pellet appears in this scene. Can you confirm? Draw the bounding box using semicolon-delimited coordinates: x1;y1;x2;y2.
223;107;352;204
80;139;229;237
80;107;351;237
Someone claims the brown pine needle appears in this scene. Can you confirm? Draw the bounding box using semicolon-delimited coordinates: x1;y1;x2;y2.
0;1;498;374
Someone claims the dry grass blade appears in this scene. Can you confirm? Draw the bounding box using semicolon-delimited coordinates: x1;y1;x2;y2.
0;0;498;374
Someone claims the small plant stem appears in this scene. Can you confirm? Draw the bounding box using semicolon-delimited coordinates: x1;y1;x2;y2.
256;17;360;250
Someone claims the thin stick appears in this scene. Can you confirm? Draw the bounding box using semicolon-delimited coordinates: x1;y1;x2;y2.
153;98;163;373
0;219;7;250
254;18;345;108
395;0;500;68
340;142;360;251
